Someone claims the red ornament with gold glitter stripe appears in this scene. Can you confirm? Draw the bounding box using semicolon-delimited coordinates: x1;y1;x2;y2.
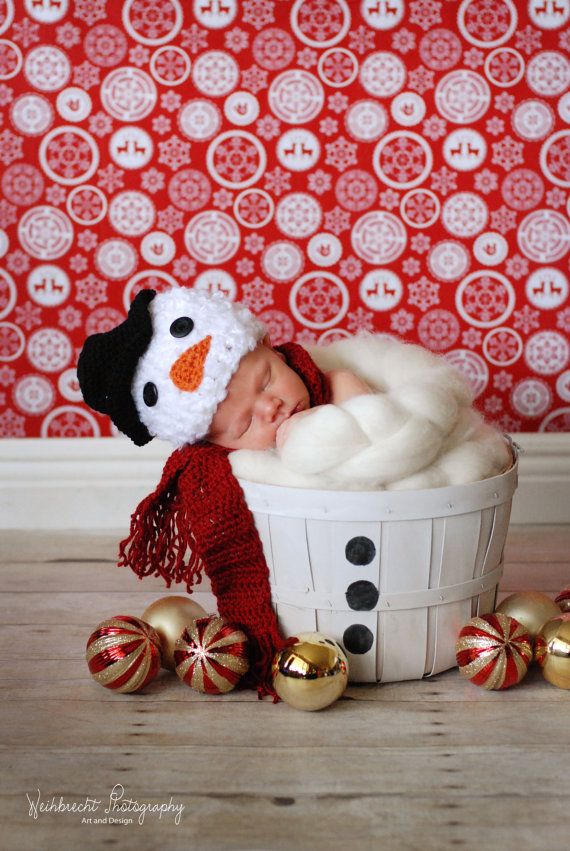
455;613;533;690
174;615;249;694
86;616;162;693
555;587;570;613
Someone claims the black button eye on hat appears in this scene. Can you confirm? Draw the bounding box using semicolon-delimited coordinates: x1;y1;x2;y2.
77;288;157;446
169;316;194;338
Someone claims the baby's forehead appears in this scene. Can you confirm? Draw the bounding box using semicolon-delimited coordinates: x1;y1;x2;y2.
241;341;274;371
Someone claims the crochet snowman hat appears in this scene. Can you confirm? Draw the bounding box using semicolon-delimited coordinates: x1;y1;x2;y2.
77;287;267;447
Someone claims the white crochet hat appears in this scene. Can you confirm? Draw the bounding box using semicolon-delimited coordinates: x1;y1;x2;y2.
131;287;267;447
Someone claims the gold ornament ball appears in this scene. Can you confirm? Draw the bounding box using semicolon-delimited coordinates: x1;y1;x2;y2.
142;596;208;670
535;614;570;690
496;591;561;639
272;631;349;711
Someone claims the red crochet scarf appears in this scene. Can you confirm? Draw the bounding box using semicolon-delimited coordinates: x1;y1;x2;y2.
118;342;331;701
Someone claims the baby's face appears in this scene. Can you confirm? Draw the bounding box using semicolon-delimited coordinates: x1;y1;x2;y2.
206;334;310;450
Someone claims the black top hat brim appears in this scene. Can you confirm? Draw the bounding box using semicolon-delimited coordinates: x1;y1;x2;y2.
77;289;157;446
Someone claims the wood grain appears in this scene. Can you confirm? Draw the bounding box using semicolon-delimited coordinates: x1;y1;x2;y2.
2;526;569;850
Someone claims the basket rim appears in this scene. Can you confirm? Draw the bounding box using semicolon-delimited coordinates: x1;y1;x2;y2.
237;440;519;522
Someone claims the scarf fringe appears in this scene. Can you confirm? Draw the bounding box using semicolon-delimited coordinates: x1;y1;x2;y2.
247;633;301;703
117;447;204;593
239;628;286;703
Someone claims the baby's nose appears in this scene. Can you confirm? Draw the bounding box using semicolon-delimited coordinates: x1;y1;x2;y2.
257;394;282;422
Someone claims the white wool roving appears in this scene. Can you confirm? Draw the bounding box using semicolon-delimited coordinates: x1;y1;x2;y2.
229;334;513;491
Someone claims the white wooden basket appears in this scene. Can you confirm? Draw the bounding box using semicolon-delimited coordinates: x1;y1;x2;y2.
238;448;518;684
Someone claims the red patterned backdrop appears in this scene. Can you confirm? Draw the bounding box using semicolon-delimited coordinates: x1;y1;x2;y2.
0;0;569;439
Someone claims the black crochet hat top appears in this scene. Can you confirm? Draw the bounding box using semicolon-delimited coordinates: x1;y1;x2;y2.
77;289;157;446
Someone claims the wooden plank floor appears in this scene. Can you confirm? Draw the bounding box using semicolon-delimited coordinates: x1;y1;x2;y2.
1;526;569;851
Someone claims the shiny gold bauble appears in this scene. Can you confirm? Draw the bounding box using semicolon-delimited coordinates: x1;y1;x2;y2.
141;596;208;670
272;631;349;711
496;591;561;639
535;614;570;690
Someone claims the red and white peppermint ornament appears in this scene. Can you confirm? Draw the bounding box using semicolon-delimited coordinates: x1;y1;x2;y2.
174;615;249;694
455;613;533;690
555;587;570;614
86;615;162;693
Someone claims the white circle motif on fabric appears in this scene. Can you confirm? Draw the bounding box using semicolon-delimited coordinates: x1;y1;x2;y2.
360;51;407;98
275;193;322;239
456;272;515;329
261;242;305;283
276;129;321;173
307;233;343;268
472;233;509;267
428;241;471;282
289;272;350;329
184;211;241;264
109;127;154;169
122;0;183;46
373;131;433;189
344;100;388;142
191;50;240;97
18;206;74;260
27;265;70;307
206;130;267;189
101;67;157;121
435;70;491;124
290;0;351;48
351;211;407;264
457;0;518;48
517;209;570;262
526;268;568;310
526;51;570;97
359;271;403;312
268;70;325;124
442;193;488;237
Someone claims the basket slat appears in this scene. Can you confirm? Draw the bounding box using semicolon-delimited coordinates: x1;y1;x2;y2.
429;512;483;676
477;500;513;616
268;514;311;592
251;511;276;585
306;519;382;597
276;602;317;636
318;608;378;681
470;506;496;617
379;520;432;682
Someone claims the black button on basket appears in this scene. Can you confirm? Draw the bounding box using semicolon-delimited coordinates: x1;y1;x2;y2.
342;624;374;655
346;580;379;611
345;536;376;566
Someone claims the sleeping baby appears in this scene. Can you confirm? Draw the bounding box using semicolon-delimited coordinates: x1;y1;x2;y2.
77;285;512;491
205;316;511;492
205;329;373;452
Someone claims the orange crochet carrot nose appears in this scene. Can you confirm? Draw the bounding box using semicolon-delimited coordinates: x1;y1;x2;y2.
169;335;212;392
